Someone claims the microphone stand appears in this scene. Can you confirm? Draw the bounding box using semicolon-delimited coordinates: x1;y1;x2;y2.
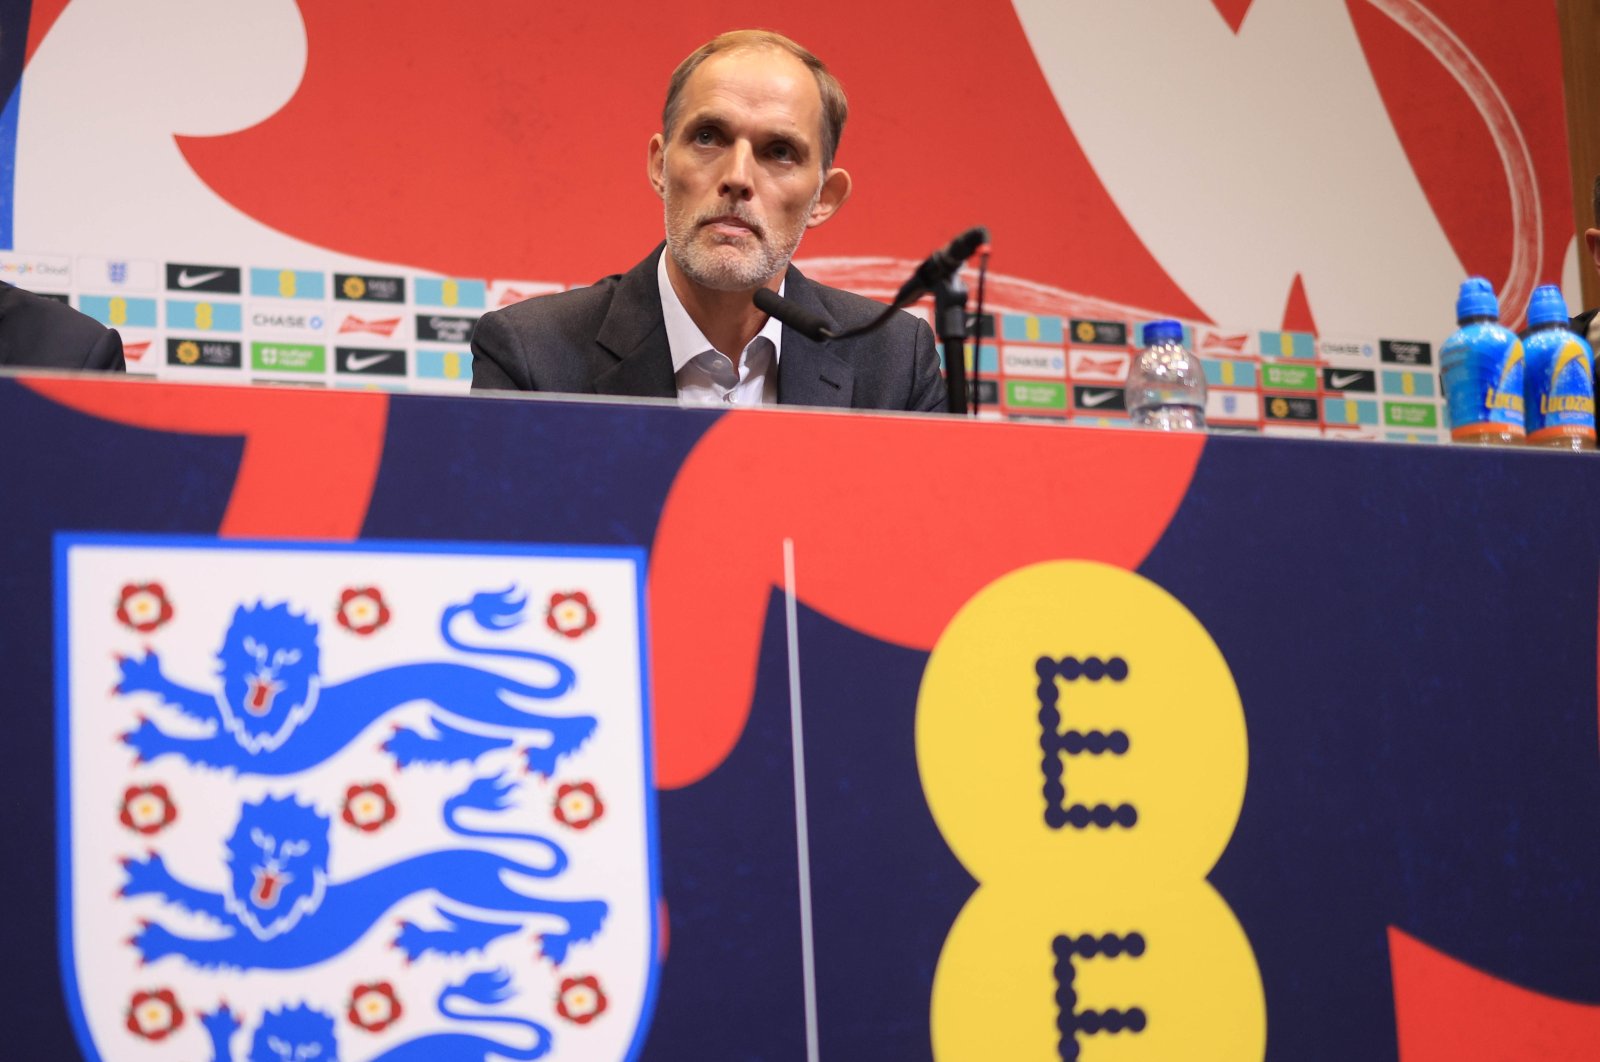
932;270;969;416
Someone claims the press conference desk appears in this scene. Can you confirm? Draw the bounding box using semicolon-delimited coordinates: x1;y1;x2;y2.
4;373;1599;1061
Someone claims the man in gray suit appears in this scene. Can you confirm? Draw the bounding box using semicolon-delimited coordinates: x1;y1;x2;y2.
470;30;945;413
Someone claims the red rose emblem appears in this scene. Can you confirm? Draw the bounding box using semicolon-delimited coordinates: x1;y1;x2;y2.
546;591;596;638
553;782;604;830
348;981;403;1032
116;583;173;633
555;975;607;1024
119;784;177;835
126;988;184;1041
337;586;391;635
341;783;397;832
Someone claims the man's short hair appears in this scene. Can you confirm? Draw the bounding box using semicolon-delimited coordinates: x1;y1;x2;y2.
662;30;849;172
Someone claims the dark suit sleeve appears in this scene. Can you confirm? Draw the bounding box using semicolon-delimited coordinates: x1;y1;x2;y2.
909;317;948;413
83;327;126;372
469;310;529;391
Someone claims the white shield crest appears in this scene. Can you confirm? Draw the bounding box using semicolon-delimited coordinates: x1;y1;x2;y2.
57;535;659;1061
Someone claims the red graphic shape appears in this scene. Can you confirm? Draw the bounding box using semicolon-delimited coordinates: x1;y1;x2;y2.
1346;0;1572;302
174;2;1201;318
21;378;386;539
648;415;1203;788
1281;272;1319;335
1390;927;1600;1060
23;0;73;66
1211;0;1258;35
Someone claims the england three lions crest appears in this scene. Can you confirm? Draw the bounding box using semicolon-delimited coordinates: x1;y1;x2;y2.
57;536;659;1062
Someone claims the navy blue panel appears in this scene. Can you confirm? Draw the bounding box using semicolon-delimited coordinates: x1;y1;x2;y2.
1142;436;1600;1060
0;382;240;1058
362;394;716;548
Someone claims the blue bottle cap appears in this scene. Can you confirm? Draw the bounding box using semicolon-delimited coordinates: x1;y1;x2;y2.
1456;276;1499;321
1526;284;1569;327
1143;319;1183;346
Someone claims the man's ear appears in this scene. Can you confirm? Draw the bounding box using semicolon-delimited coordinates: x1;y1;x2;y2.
647;134;667;200
1586;228;1600;273
806;167;853;229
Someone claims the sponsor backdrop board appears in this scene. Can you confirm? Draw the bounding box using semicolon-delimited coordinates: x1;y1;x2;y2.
4;375;1600;1060
0;2;1583;429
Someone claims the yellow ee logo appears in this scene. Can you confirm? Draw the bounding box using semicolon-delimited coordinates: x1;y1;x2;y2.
109;297;128;327
918;561;1264;1061
195;302;214;331
443;279;460;307
278;269;297;298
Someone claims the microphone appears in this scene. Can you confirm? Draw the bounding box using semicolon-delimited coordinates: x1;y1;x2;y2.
754;288;835;341
890;227;989;307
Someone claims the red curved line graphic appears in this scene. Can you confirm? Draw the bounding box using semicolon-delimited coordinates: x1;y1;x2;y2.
1365;0;1542;324
21;377;388;540
648;414;1204;788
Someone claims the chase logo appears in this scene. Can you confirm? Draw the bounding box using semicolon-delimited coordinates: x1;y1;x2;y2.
165;338;242;368
57;538;660;1062
417;314;479;345
165;263;242;294
1002;348;1066;378
250;305;329;335
416;277;488;310
1069;319;1128;347
335;273;406;303
250;268;328;301
1380;339;1433;366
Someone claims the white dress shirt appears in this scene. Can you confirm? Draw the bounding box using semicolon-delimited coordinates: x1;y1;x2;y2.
657;250;783;406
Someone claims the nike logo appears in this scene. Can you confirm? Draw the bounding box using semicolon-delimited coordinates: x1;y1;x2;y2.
1329;372;1366;389
176;268;225;288
344;352;394;372
1080;389;1119;407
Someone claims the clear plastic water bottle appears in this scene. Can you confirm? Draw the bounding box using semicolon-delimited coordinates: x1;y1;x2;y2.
1127;319;1207;430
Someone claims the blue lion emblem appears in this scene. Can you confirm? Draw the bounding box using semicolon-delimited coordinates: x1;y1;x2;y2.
122;776;606;968
200;969;551;1061
116;587;595;776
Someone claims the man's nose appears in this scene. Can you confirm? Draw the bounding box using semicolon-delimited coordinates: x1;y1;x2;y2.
717;140;756;200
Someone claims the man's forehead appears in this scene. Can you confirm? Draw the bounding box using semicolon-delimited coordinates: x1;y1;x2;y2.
677;47;822;130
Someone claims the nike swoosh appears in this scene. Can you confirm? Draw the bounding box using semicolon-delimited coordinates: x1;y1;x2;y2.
177;268;226;288
344;352;394;372
1329;372;1365;388
1080;390;1118;407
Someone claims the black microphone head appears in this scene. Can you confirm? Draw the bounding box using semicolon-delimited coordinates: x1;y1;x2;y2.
953;226;989;260
754;287;832;341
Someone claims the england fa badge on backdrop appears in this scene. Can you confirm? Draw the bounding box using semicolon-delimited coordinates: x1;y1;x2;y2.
57;535;659;1061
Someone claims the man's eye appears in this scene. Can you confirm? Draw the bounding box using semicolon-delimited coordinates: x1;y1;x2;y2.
693;128;717;145
769;143;794;161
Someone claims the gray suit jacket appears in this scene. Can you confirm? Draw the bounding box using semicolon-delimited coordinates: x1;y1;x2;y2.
0;282;125;371
469;246;946;412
